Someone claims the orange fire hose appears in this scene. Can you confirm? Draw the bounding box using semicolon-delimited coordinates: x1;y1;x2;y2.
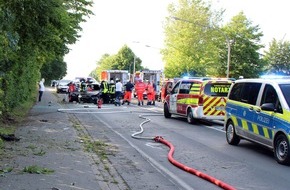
154;136;236;190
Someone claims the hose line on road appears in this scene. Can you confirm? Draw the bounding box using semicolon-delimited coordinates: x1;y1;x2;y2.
57;107;132;114
154;136;236;190
133;114;236;190
131;113;163;140
58;105;236;190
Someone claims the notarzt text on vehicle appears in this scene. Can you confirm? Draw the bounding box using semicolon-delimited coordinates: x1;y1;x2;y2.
210;85;230;93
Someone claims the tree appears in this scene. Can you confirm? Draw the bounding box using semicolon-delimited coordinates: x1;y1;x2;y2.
39;0;93;80
113;45;143;72
162;0;223;78
89;70;99;81
263;39;290;75
94;45;144;79
95;54;116;77
40;59;67;82
218;12;264;78
0;0;93;119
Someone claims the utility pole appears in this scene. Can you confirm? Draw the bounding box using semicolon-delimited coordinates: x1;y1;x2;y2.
133;55;136;82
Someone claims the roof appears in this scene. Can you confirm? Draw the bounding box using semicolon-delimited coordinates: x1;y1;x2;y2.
175;77;233;83
234;78;290;85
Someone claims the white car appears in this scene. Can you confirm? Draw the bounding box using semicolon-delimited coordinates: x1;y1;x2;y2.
56;80;72;93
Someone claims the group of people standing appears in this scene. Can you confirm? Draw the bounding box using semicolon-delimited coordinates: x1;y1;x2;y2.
38;77;157;107
100;78;156;106
134;79;156;106
100;78;124;106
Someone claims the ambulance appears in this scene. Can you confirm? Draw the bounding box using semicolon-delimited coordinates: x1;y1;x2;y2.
135;70;164;100
163;77;233;124
100;70;129;84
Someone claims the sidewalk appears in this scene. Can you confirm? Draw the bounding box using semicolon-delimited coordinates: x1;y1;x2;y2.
0;88;108;190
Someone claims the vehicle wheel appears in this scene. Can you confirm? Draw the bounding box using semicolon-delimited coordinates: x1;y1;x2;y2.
187;109;195;124
164;103;171;118
226;120;240;145
274;134;290;165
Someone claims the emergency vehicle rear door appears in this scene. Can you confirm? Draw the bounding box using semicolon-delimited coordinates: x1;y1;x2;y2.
169;81;180;113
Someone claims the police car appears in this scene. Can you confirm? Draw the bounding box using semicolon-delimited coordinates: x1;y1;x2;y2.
164;77;233;124
225;78;290;165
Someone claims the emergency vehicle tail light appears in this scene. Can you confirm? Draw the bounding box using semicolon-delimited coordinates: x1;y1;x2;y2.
198;97;203;106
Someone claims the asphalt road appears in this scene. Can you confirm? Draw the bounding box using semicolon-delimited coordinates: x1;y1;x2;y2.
59;93;290;190
3;88;288;190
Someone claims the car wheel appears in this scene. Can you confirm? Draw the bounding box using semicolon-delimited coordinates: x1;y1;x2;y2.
164;103;171;118
226;120;240;145
187;109;195;124
274;134;290;165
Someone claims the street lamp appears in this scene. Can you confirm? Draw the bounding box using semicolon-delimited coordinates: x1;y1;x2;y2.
133;54;136;81
131;41;142;82
131;41;164;79
171;16;233;78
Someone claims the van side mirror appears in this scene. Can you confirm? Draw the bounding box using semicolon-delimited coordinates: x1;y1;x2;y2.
261;103;275;112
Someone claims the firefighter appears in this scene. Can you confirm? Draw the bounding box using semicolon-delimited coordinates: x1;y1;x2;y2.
100;80;109;104
122;80;134;105
80;78;86;92
135;79;146;106
108;79;116;103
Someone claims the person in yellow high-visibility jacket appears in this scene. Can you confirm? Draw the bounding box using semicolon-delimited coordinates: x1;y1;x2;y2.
108;79;116;103
100;80;109;104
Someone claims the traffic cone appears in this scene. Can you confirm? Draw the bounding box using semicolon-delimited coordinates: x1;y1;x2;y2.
97;99;102;109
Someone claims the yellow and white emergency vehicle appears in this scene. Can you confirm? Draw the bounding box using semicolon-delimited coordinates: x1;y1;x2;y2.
164;77;233;124
225;78;290;165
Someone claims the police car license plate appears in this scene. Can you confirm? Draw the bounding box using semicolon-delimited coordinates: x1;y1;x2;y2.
215;106;225;111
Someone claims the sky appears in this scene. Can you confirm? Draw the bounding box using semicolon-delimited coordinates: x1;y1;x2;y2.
64;0;290;79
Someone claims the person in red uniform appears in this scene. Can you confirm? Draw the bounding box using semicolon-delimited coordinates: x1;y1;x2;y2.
135;79;146;106
146;81;154;105
68;82;76;102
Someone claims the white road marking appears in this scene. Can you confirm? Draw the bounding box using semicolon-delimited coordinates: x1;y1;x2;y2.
145;142;163;149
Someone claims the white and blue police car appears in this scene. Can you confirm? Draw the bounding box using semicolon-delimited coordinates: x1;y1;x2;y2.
225;78;290;165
